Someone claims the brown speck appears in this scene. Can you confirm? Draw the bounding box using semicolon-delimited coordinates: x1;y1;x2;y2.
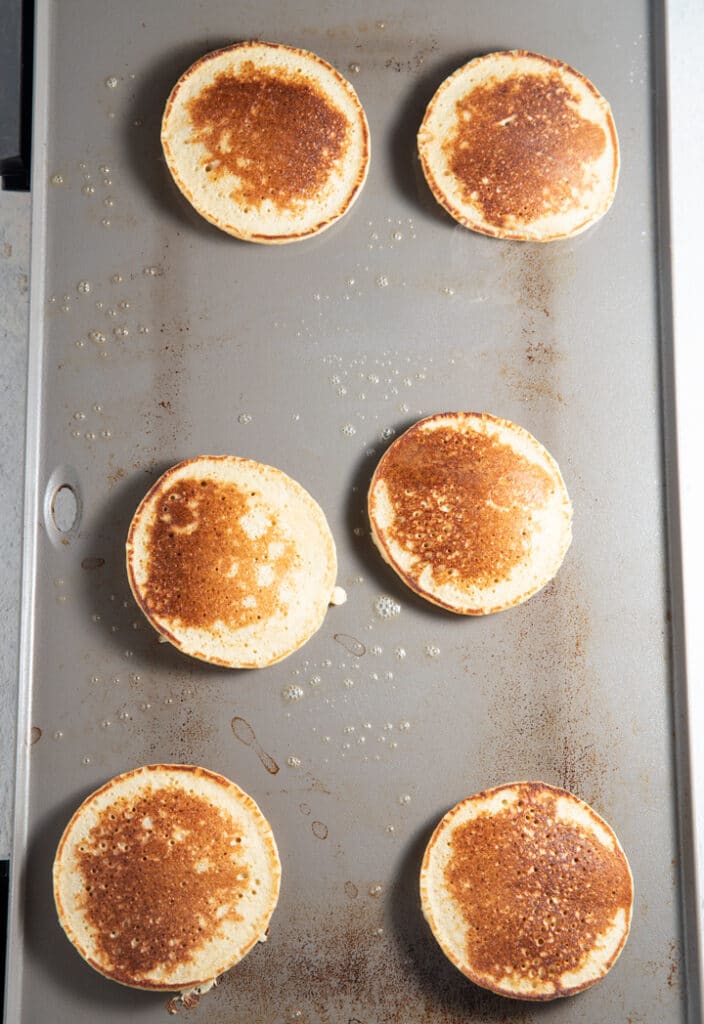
30;726;42;746
667;939;679;988
344;880;358;899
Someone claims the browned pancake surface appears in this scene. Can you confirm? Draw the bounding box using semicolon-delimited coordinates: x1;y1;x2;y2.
186;61;349;213
445;68;607;228
444;784;632;993
376;421;553;589
74;784;250;985
141;476;295;633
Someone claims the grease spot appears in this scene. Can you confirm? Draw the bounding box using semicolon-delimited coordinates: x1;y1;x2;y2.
231;716;279;775
312;820;329;840
333;633;366;657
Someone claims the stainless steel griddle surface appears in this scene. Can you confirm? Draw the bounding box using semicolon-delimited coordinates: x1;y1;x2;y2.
7;1;691;1021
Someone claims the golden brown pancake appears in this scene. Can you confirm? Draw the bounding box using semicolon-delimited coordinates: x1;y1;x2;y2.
367;413;572;614
420;782;633;1000
161;41;370;242
418;51;619;241
126;456;338;667
53;765;281;999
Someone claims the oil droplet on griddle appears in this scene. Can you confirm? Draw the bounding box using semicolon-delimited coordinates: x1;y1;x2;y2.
105;76;119;88
349;62;361;74
424;643;441;658
374;595;401;619
282;684;304;702
341;423;356;437
238;413;252;424
81;184;95;196
51;174;64;185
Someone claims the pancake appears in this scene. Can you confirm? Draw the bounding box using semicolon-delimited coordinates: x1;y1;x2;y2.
420;782;633;1000
53;765;281;1001
126;456;337;668
417;51;619;241
367;413;572;615
161;41;370;243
